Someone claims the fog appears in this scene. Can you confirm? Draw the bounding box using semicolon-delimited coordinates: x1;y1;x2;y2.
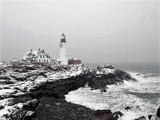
0;0;159;64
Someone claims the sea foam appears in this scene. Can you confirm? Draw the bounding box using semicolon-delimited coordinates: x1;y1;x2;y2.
65;71;160;120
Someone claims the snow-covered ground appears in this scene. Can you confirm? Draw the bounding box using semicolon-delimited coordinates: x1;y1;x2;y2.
0;64;87;120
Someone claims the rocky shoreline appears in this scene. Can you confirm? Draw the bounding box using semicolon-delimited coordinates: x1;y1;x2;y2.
0;64;159;120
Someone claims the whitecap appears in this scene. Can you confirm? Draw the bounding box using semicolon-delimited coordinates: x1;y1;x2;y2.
65;71;160;120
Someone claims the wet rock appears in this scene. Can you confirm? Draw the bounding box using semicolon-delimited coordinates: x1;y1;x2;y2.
23;111;35;120
10;110;35;120
30;75;88;99
35;97;94;120
94;110;114;120
148;115;159;120
135;116;147;120
8;95;32;106
125;106;131;110
113;111;123;120
0;105;4;110
148;115;152;120
8;99;39;120
87;65;136;91
23;99;39;110
157;107;160;117
9;109;27;120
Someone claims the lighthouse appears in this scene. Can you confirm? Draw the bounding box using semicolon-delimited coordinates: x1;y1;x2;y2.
59;33;68;65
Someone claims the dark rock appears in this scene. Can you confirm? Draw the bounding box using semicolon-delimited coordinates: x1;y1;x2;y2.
0;105;4;110
23;99;39;110
9;109;27;120
10;110;35;120
23;111;35;120
0;75;11;80
135;116;147;120
148;115;153;120
113;111;123;120
9;99;38;120
30;75;88;99
87;65;136;91
156;106;160;117
94;110;114;120
94;110;112;116
35;97;94;120
125;106;131;110
8;95;32;106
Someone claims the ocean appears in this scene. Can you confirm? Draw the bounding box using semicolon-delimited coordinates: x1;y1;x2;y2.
65;63;160;120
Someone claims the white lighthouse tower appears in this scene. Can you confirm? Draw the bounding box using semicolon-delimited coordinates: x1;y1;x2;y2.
59;33;68;65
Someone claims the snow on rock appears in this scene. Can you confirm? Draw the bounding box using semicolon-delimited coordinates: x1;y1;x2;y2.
0;62;6;68
96;65;115;75
0;64;136;120
0;89;17;97
48;64;86;80
0;64;87;120
0;102;24;120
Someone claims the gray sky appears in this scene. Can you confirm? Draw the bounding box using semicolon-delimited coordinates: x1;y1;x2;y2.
0;0;159;63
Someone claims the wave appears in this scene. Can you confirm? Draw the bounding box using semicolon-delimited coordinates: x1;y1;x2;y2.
127;71;160;93
65;71;160;120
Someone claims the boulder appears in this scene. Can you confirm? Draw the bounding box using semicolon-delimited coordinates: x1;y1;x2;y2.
23;111;35;120
148;115;158;120
88;65;136;91
94;110;114;120
148;115;152;120
125;106;131;110
34;97;94;120
23;99;39;110
135;116;147;120
113;111;123;120
157;107;160;117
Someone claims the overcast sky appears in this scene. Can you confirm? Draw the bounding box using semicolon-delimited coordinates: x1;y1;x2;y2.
0;0;159;63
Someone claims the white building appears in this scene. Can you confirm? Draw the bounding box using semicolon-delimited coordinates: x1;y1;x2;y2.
22;49;57;65
59;33;68;65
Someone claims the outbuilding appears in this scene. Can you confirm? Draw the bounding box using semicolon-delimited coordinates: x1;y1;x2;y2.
10;58;20;65
68;58;81;65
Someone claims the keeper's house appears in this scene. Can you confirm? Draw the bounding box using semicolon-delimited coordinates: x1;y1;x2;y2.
22;49;57;65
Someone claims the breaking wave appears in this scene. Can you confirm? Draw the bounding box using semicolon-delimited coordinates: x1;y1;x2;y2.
65;71;160;120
